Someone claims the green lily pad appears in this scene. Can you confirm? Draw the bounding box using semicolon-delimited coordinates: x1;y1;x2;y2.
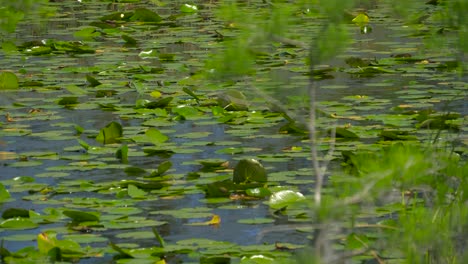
96;121;123;144
268;190;306;210
127;184;147;199
233;159;267;184
146;128;169;145
0;183;11;202
180;4;198;13
0;71;19;90
62;210;100;223
2;208;30;219
0;217;38;229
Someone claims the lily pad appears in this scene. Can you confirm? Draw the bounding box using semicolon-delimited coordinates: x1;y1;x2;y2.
62;210;100;223
233;159;267;184
0;71;19;90
268;190;306;210
96;121;123;144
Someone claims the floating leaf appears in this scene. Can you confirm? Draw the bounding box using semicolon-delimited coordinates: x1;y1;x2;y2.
217;90;249;111
203;180;234;198
146;128;169;145
352;13;369;25
0;183;11;202
37;232;57;254
131;8;162;23
127;184;147;199
62;210;100;223
145;97;173;108
246;187;271;198
233;159;267;184
96;121;123;144
58;96;78;107
0;217;38;229
1;208;29;219
0;71;19;90
86;75;101;87
334;127;359;139
180;4;198;13
268;190;305;210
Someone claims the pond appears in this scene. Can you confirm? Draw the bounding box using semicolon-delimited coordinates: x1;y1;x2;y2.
0;0;466;263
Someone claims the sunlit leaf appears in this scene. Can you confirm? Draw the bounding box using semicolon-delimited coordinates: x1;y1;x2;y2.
0;183;11;202
180;4;198;13
352;13;369;25
0;217;38;229
37;232;57;254
268;190;305;210
246;187;271;198
240;254;275;263
127;184;147;199
0;71;19;90
146;128;169;145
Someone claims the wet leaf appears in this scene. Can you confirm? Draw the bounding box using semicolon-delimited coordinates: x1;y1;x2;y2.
246;187;271;198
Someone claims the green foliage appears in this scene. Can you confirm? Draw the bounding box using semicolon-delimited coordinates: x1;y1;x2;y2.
0;71;19;90
96;121;123;144
0;0;54;39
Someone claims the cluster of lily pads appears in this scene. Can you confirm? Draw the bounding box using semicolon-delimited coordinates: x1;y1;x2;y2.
0;0;466;263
